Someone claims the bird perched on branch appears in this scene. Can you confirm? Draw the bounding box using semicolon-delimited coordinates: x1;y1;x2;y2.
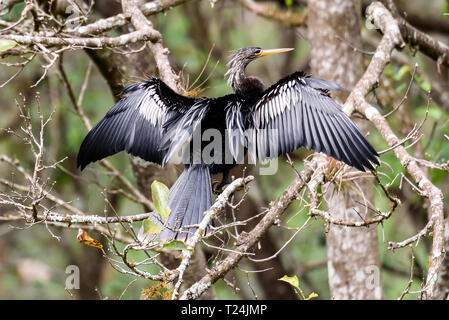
77;47;379;241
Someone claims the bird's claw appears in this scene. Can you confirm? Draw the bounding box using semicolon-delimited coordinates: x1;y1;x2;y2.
212;176;231;194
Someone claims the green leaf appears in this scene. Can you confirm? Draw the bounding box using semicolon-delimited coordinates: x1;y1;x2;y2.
279;275;319;300
279;275;300;290
142;219;163;235
0;40;18;52
285;0;293;7
162;239;193;251
151;180;171;219
305;292;318;300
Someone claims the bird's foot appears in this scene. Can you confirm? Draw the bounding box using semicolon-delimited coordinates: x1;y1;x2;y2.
212;175;232;194
211;178;225;194
212;182;226;194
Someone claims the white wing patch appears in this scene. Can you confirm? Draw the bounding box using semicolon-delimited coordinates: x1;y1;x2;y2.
254;79;302;127
137;84;167;127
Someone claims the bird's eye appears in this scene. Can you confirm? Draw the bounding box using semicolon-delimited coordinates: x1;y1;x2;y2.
254;49;261;54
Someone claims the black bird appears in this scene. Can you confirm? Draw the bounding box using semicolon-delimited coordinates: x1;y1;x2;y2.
77;47;379;241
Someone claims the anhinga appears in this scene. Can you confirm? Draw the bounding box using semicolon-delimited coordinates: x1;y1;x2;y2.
77;47;379;241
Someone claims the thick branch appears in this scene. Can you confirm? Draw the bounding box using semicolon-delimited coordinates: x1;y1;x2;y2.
122;0;180;89
0;210;151;224
0;30;159;48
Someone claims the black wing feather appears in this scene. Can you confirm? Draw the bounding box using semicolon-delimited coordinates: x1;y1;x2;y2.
77;77;197;170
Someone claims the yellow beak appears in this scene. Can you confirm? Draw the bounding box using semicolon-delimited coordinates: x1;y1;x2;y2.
259;48;294;56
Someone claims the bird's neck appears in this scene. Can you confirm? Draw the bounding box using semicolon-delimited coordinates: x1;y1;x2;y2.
226;67;264;97
235;76;265;97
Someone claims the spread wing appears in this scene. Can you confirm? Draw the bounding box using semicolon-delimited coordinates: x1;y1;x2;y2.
229;71;379;171
77;77;197;170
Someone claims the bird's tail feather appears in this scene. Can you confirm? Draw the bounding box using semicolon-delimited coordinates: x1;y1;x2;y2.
158;165;213;241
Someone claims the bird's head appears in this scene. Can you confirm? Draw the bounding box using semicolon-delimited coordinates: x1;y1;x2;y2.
225;47;294;91
227;46;294;70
